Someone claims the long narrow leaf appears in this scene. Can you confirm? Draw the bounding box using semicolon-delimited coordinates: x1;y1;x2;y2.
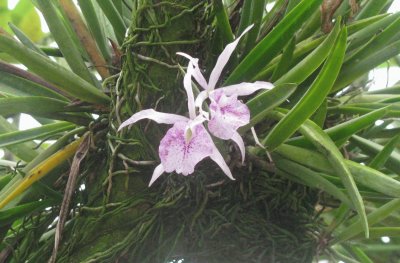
369;134;400;169
274;21;340;85
275;143;400;198
225;0;323;83
96;0;126;45
0;122;75;148
264;27;347;150
351;135;400;174
0;34;110;104
35;0;96;85
333;199;400;244
288;107;388;147
242;83;297;132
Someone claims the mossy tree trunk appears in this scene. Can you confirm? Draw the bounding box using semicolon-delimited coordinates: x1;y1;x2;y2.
37;1;319;262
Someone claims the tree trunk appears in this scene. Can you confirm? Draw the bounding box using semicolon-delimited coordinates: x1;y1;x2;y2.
36;1;319;262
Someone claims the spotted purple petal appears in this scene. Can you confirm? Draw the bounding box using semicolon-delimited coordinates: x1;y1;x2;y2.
208;90;250;140
159;121;214;175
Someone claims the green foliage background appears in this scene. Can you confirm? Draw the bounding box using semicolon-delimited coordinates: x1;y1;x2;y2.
0;0;399;262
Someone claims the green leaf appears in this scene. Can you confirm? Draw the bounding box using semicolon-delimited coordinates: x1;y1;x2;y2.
347;12;400;51
213;0;234;44
355;0;393;20
242;83;297;132
274;21;340;85
8;22;46;56
275;159;352;205
0;71;68;101
296;119;369;238
0;199;55;227
35;0;97;86
225;0;323;83
271;37;295;81
0;97;69;116
0;116;38;162
241;0;266;55
347;14;389;35
237;0;253;35
351;135;400;174
96;0;127;45
0;34;110;104
288;107;388;147
346;16;400;64
333;199;400;244
275;143;400;198
332;44;400;93
369;134;400;169
349;246;374;263
264;26;347;150
0;122;75;148
77;0;111;61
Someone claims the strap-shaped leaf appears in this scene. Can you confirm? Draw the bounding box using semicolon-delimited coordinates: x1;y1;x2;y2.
96;0;127;45
264;26;347;150
77;0;111;61
333;199;400;244
243;83;297;131
369;134;400;169
35;0;96;85
0;34;110;104
225;0;323;83
288;107;388;147
274;21;340;85
0;71;68;101
0;138;82;210
0;122;75;148
275;143;400;198
276;159;352;206
214;0;234;44
351;135;400;174
0;116;38;162
296;119;368;238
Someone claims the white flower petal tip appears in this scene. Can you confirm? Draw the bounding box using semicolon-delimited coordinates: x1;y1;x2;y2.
149;164;165;186
232;131;246;164
251;127;265;149
210;147;235;181
207;24;255;91
118;109;188;131
177;52;208;90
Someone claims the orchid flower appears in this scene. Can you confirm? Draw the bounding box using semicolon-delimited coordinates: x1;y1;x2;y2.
177;25;274;163
118;61;233;186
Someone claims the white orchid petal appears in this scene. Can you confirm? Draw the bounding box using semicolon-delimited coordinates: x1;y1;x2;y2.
221;81;274;96
177;52;208;89
118;109;189;131
231;131;245;164
149;164;165;186
184;61;196;119
251;127;265;149
208;24;254;91
209;146;235;180
194;90;209;108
